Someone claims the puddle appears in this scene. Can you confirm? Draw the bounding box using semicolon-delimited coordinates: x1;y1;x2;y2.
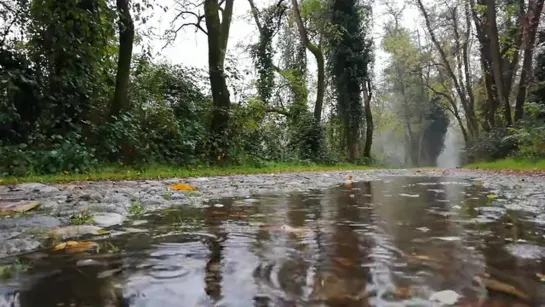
2;176;545;306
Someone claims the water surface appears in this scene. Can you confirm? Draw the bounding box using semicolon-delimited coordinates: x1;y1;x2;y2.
2;176;545;307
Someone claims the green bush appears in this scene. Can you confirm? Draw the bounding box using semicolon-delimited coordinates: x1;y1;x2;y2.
504;102;545;160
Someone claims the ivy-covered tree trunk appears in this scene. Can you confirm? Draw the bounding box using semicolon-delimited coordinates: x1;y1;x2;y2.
110;0;134;117
329;0;373;162
204;0;234;162
291;0;325;123
28;0;111;136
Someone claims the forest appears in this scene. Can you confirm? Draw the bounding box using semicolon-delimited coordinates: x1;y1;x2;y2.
1;0;545;177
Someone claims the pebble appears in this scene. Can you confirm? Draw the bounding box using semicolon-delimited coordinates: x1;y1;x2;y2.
93;213;125;227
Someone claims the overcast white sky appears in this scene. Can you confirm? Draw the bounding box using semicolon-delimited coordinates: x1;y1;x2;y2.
139;0;421;79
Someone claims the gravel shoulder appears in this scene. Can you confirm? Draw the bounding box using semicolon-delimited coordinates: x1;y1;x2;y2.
0;168;543;258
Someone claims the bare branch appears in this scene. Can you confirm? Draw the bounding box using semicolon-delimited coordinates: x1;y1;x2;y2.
164;8;207;48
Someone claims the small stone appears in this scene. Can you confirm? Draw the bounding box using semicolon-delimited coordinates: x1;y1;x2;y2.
103;193;131;205
93;213;125;227
170;192;186;201
77;259;102;267
429;290;461;305
79;192;102;201
213;204;224;208
140;195;167;206
0;216;61;229
0;239;41;256
40;200;59;209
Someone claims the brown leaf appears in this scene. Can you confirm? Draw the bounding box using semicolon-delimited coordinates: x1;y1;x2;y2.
408;254;431;261
482;278;529;301
394;286;411;299
170;183;198;191
0;200;40;216
53;241;99;254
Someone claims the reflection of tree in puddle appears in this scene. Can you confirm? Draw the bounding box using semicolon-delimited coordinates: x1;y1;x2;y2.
370;177;488;302
18;256;126;307
307;181;372;306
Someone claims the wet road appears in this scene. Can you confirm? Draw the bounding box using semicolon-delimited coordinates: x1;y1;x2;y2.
2;175;545;306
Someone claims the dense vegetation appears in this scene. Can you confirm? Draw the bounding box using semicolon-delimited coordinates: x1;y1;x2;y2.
1;0;544;177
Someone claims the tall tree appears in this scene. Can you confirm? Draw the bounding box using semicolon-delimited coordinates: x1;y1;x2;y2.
204;0;234;162
291;0;325;123
329;0;373;161
28;0;114;136
110;0;135;117
171;0;235;162
416;0;478;142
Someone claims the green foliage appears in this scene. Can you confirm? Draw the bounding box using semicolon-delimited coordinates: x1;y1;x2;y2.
466;127;516;162
0;0;377;177
328;0;373;161
504;103;545;160
250;3;286;103
70;209;95;225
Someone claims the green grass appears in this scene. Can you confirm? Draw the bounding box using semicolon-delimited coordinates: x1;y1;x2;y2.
465;158;545;171
0;162;377;184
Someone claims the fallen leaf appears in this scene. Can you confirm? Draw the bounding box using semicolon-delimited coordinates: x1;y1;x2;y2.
93;229;111;236
482;278;529;301
48;225;107;239
0;200;40;216
170;183;198;191
394;286;411;299
408;254;431;261
487;193;496;200
53;241;99;254
333;257;355;267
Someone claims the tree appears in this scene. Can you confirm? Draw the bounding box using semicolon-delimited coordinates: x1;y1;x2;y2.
110;0;135;117
171;0;234;162
382;7;450;166
415;0;478;143
291;0;325;123
329;0;373;161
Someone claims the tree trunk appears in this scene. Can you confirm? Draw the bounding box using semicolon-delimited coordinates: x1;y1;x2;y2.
363;80;373;160
204;0;234;162
110;0;134;117
291;0;325;122
485;0;512;126
515;0;545;121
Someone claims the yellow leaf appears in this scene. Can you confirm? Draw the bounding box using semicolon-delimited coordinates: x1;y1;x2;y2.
53;242;67;251
170;183;198;191
53;241;99;254
0;201;40;216
487;193;496;199
93;229;111;236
